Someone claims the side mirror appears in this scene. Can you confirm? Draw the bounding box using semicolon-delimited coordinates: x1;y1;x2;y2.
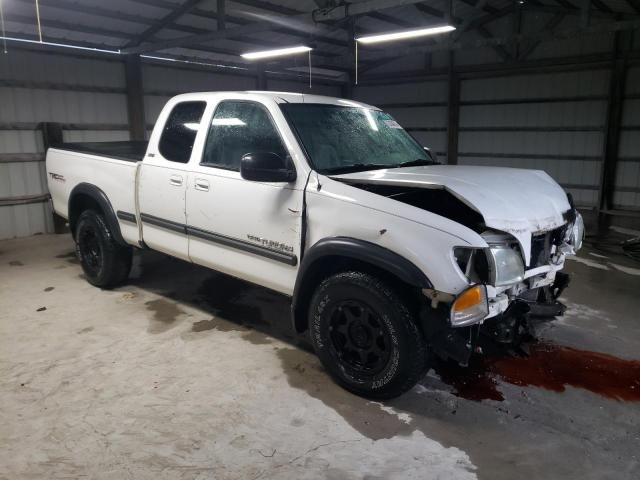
240;152;296;183
423;147;439;164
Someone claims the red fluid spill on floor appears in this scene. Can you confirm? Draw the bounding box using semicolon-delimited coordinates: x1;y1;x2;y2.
434;343;640;402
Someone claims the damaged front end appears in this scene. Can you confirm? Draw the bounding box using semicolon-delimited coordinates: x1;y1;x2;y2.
333;171;584;366
423;211;583;366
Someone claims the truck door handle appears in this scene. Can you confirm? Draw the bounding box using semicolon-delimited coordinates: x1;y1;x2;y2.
169;175;183;186
194;179;209;192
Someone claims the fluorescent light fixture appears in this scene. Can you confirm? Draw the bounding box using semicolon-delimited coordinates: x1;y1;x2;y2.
0;35;120;54
211;118;246;126
356;25;456;44
141;54;248;71
184;123;200;131
241;46;312;60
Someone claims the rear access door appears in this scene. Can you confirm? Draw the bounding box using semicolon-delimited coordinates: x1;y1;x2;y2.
138;100;207;260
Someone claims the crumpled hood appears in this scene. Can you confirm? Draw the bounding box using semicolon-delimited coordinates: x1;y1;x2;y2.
333;165;572;264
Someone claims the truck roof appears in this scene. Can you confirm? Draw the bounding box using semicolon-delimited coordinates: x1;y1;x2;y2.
169;91;379;110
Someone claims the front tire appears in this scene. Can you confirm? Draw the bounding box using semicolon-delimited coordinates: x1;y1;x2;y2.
75;210;132;288
309;271;427;399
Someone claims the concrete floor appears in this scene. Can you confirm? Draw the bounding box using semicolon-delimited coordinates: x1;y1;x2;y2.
1;233;639;480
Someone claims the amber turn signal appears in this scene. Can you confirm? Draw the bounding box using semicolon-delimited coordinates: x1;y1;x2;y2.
450;284;489;327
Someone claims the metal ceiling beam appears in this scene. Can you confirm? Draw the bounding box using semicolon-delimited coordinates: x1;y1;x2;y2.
123;0;437;54
232;0;422;42
217;0;225;31
366;11;417;27
357;0;512;73
591;0;613;13
14;0;156;28
581;0;591;28
552;0;578;10
126;0;203;48
5;12;134;40
457;0;502;16
121;15;320;54
312;0;448;22
498;4;635;19
414;2;513;61
519;12;566;60
511;6;523;59
9;0;341;59
627;0;640;15
231;0;298;16
0;27;346;83
128;0;348;48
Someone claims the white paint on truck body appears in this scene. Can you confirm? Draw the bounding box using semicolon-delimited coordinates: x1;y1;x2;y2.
46;91;578;318
333;165;571;266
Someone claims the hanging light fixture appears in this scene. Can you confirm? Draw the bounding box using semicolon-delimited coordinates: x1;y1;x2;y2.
355;25;455;45
35;0;43;42
240;46;313;60
352;25;455;85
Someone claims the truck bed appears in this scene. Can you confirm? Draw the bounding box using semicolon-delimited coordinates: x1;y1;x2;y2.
55;141;149;163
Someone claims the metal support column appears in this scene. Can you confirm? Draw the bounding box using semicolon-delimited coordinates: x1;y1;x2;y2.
597;30;632;230
41;122;67;233
124;55;146;141
217;0;226;31
446;54;460;165
256;65;267;90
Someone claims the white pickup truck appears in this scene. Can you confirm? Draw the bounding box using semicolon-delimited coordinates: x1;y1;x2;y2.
47;91;584;399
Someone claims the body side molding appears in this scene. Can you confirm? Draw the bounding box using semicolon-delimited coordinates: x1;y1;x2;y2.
188;226;298;266
117;211;137;224
138;213;298;266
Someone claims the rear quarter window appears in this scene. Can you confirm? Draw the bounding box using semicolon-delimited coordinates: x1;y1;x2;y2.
159;101;206;163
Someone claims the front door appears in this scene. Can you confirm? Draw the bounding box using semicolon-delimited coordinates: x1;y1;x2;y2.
138;100;207;261
186;99;304;295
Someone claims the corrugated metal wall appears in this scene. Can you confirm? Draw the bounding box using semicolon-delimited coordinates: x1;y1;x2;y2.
458;69;609;208
354;81;449;162
0;49;342;239
266;77;342;97
0;49;128;240
142;63;257;125
616;66;640;209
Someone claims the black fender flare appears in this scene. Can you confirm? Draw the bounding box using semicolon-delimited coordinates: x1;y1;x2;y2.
291;237;433;332
68;183;126;246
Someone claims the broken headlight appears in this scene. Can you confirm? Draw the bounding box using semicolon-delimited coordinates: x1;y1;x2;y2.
487;244;525;287
564;211;584;252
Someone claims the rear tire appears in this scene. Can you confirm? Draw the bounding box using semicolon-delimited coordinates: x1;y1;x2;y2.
308;271;427;399
75;210;132;288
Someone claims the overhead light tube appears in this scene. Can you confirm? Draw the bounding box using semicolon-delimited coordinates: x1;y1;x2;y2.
241;46;312;60
356;25;456;44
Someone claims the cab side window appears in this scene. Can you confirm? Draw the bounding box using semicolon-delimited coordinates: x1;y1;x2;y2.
202;101;287;171
158;101;206;163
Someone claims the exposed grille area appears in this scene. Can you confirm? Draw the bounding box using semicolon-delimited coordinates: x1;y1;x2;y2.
529;226;566;268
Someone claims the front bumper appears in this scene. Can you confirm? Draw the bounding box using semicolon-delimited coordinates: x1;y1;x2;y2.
422;271;570;365
485;258;567;320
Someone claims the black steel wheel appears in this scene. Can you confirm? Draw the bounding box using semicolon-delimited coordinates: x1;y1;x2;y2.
309;271;427;399
75;210;132;288
77;225;103;278
328;300;392;377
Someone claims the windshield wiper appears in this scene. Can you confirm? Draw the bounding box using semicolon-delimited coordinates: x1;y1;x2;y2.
391;159;438;169
325;163;391;175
